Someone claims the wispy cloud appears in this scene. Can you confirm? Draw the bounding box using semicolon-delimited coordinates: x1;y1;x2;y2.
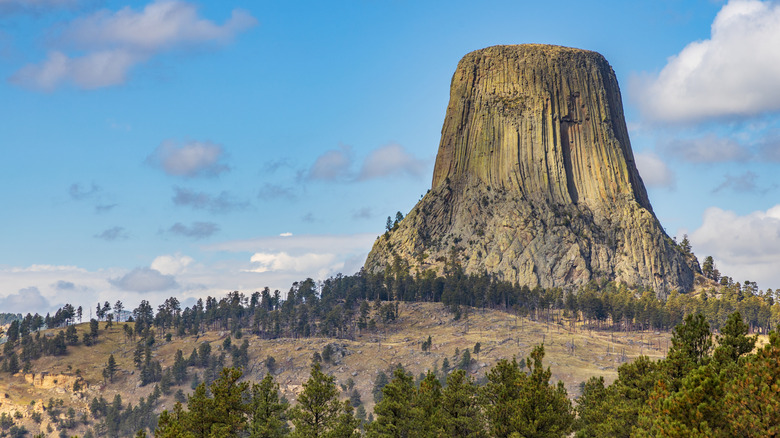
632;0;780;122
95;203;118;213
69;182;101;200
167;221;219;239
0;0;78;15
305;143;428;182
9;0;257;90
94;226;129;241
172;186;249;213
257;183;297;201
352;207;373;220
712;171;774;193
146;140;229;178
659;134;750;163
306;145;353;181
357;143;427;180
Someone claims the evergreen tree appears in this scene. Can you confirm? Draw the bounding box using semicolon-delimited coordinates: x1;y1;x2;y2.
290;362;358;438
482;345;574;437
156;367;249;438
440;369;485;437
249;373;290;438
103;354;117;383
367;368;417;438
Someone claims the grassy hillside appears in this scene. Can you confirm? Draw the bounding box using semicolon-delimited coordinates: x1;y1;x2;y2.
0;301;674;436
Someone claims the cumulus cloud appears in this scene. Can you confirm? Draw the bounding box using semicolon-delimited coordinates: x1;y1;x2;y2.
691;204;780;287
168;221;219;239
306;145;352;181
249;252;339;277
633;0;780;122
257;183;297;201
9;0;256;90
357;143;427;180
150;254;193;275
146;140;229;177
635;152;676;188
172;186;248;213
94;226;129;241
0;287;52;314
660;134;750;163
109;267;178;292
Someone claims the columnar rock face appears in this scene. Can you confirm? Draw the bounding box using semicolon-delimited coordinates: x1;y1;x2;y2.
365;44;698;294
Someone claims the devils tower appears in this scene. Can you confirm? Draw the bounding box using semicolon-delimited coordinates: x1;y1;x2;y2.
364;44;699;294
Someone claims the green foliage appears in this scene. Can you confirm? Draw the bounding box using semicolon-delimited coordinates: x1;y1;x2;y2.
156;367;249;438
249;374;289;438
103;354;117;383
440;370;485;437
367;368;417;438
289;362;359;438
482;345;574;438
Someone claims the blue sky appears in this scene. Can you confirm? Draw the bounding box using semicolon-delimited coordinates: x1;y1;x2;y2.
3;0;780;314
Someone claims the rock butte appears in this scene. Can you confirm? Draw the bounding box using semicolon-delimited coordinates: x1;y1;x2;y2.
364;44;699;294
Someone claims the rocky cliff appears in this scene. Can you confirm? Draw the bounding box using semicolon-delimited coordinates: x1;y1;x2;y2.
365;44;698;294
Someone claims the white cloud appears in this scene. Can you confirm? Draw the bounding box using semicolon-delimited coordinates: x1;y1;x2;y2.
305;143;428;182
249;252;339;275
633;0;780;122
150;254;193;275
9;0;256;90
690;205;780;287
0;287;52;314
306;145;353;181
109;267;178;292
635;152;675;188
358;143;428;180
279;232;293;237
146;140;229;177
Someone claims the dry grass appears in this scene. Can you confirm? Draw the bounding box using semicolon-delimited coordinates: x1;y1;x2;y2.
1;303;675;434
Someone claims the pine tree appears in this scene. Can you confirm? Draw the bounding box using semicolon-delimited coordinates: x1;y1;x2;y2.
290;362;358;438
482;345;574;437
440;369;485;437
103;354;117;383
367;368;417;437
249;373;290;438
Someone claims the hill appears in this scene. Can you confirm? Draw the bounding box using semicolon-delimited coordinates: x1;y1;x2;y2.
0;301;670;436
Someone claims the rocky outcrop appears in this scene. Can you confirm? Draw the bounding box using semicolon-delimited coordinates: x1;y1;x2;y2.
365;44;698;294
